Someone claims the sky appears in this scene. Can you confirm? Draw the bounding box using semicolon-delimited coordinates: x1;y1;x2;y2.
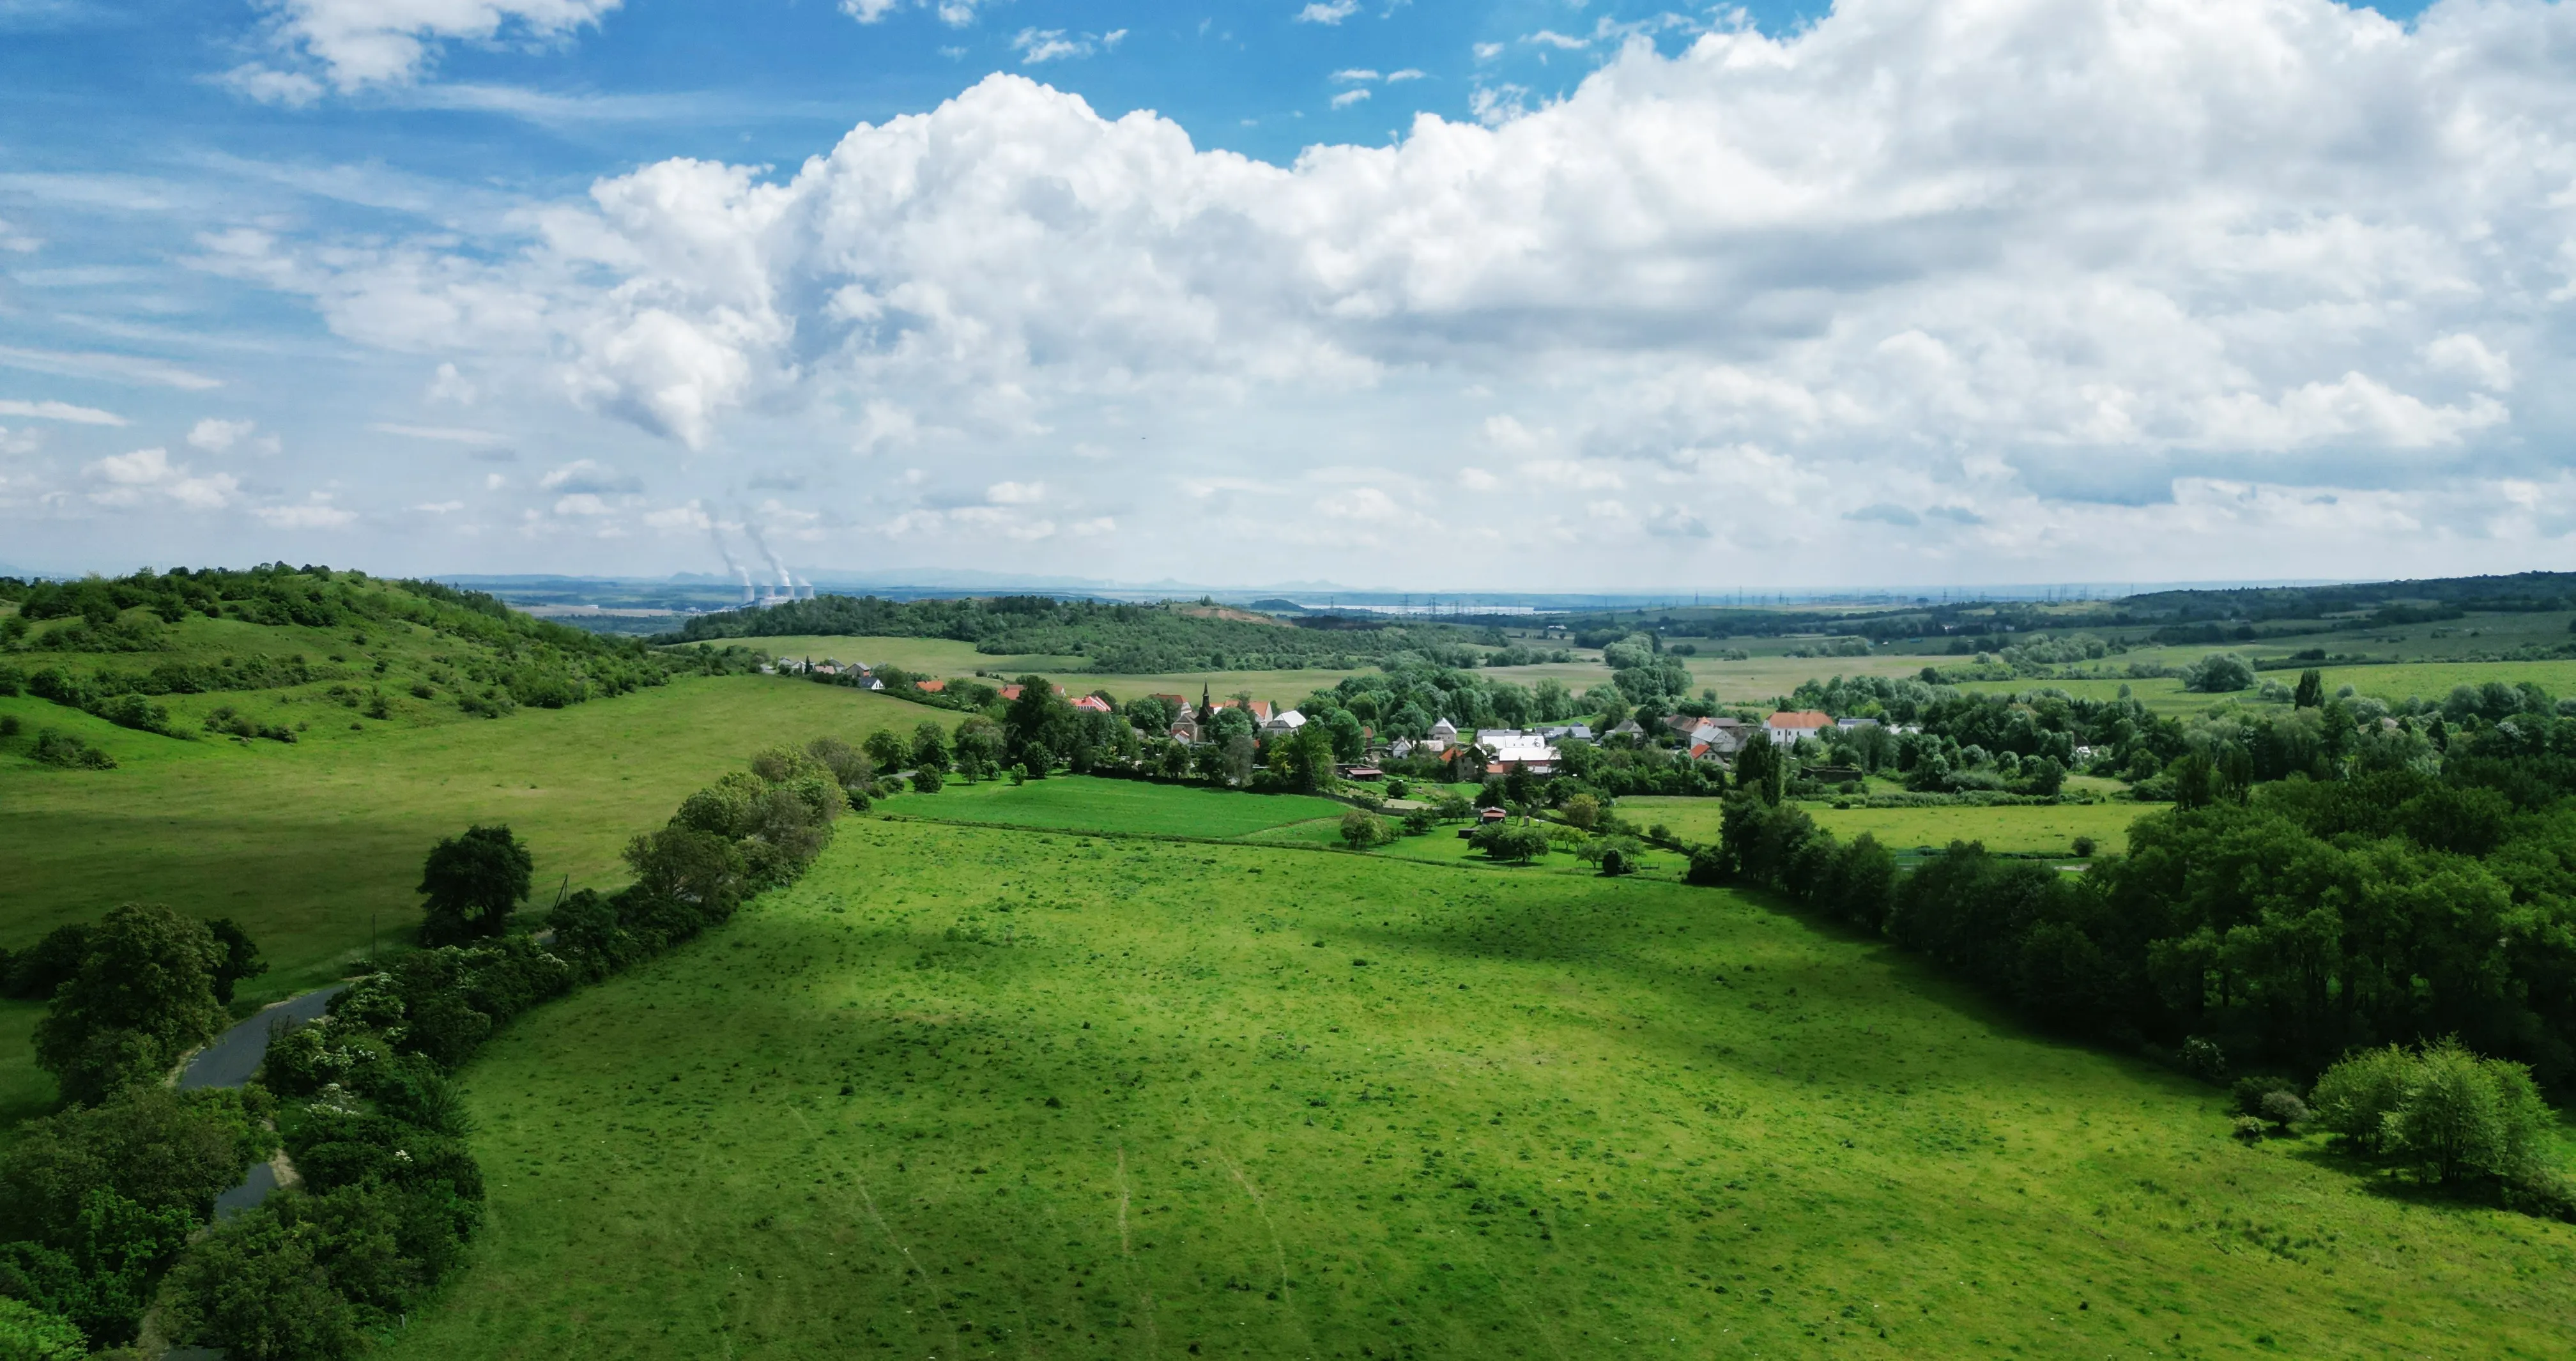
4;0;2570;592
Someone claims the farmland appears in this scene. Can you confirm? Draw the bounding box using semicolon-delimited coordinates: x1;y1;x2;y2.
1618;796;2146;859
0;675;930;1119
378;817;2576;1360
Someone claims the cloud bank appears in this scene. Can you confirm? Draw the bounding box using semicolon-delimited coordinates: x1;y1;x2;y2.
187;0;2576;578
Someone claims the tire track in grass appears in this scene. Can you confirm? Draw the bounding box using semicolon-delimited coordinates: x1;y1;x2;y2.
1114;1146;1161;1360
1204;1144;1317;1358
783;1107;950;1352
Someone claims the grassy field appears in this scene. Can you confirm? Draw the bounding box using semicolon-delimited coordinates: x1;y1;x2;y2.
379;817;2576;1360
1615;797;2148;857
674;635;1370;708
882;776;1347;840
0;675;941;1121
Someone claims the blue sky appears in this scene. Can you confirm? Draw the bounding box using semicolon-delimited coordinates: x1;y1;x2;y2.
0;0;2553;590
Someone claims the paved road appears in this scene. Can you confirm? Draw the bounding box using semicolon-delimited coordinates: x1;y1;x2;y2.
178;984;348;1091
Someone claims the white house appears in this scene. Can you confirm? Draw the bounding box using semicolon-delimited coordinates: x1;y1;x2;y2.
1765;711;1833;747
1261;709;1308;735
1475;729;1561;774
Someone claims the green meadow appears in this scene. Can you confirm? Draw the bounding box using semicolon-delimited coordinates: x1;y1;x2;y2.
678;634;1367;707
883;775;1347;840
0;676;934;1119
1618;797;2147;858
381;818;2576;1360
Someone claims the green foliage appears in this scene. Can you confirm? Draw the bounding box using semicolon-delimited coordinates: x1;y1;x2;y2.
2313;1040;2554;1188
2;925;89;1002
0;1087;264;1345
1337;809;1392;848
1575;834;1645;875
26;731;112;770
32;904;230;1105
2180;653;2258;693
1468;821;1552;863
0;1297;84;1360
415;825;533;946
656;594;1485;673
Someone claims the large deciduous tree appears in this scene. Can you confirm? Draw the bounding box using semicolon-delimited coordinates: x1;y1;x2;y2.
31;904;230;1104
416;826;532;946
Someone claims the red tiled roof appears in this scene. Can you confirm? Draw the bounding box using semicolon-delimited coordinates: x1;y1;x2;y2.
915;679;946;693
1765;710;1830;730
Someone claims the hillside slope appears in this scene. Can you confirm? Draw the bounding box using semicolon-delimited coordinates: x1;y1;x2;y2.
381;820;2576;1360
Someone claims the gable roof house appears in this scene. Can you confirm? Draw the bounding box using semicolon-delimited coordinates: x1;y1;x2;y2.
1261;709;1307;735
1765;711;1832;746
1071;695;1114;714
1477;730;1561;774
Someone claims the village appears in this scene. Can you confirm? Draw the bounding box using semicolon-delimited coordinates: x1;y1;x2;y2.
756;652;1910;785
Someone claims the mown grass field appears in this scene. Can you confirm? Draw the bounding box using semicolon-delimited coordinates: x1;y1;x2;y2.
1615;797;2146;857
0;677;939;1121
384;817;2576;1360
883;776;1347;840
675;634;1368;707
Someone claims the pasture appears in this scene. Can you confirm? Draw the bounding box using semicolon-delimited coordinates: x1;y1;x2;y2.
381;818;2576;1360
674;634;1370;707
0;676;935;1119
1616;796;2146;857
883;775;1346;840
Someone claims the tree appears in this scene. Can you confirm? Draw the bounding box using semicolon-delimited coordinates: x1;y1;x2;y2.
2180;653;2256;693
205;918;266;1004
912;765;944;794
1561;793;1603;831
1734;736;1786;806
2292;669;2324;709
31;905;229;1105
863;728;908;771
1004;675;1078;774
1469;822;1551;864
3;923;91;1001
1338;809;1392;848
416;826;532;946
954;716;1007;781
910;720;952;773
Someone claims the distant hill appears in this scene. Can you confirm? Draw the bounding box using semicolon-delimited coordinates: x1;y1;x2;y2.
655;593;1495;673
0;564;747;742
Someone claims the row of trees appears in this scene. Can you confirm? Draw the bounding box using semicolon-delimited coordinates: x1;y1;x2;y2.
0;733;857;1356
1705;717;2576;1215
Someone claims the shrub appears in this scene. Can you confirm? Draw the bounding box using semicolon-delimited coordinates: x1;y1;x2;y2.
912;765;944;794
1400;809;1436;837
2311;1040;2552;1185
2070;834;2097;857
2259;1089;2311;1130
1578;835;1644;876
1469;822;1551;864
29;730;113;770
1338;809;1391;847
0;714;20;737
1561;793;1602;830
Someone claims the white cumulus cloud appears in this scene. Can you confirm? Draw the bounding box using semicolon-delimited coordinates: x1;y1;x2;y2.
88;447;241;511
193;0;2576;579
241;0;624;94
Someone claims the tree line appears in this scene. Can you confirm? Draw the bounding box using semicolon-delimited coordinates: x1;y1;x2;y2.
0;735;859;1358
1701;717;2576;1220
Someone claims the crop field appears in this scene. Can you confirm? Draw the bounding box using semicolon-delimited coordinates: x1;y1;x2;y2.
678;634;1082;678
884;776;1347;840
1614;797;2146;857
381;817;2576;1360
0;676;935;1119
673;634;1372;707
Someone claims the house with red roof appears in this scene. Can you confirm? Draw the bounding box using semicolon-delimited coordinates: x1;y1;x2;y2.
1764;710;1832;747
